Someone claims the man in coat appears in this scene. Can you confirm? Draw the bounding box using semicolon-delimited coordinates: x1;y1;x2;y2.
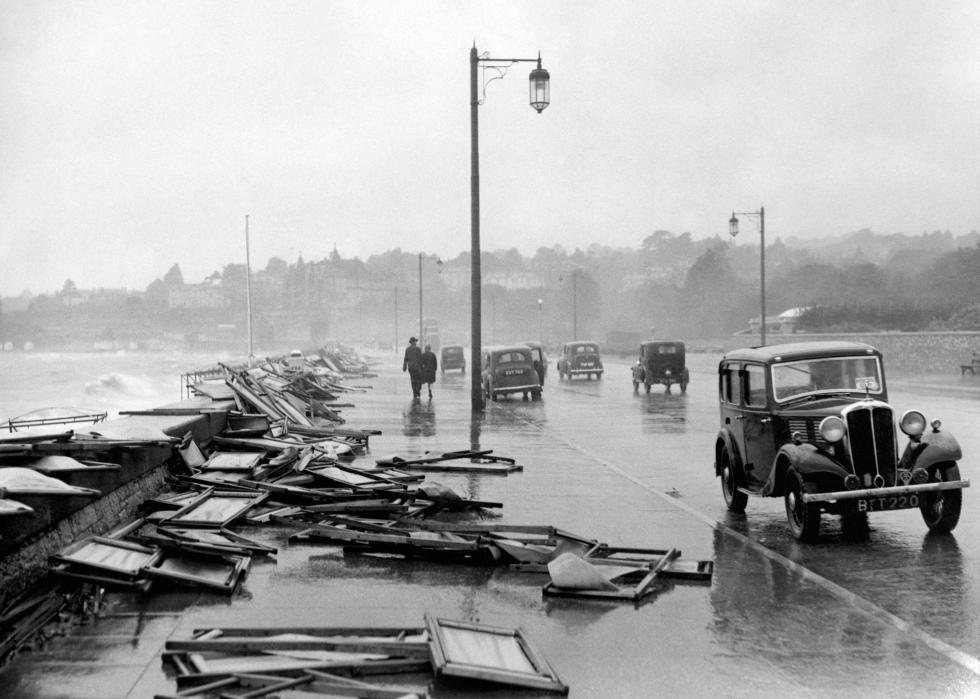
421;343;438;399
402;337;423;398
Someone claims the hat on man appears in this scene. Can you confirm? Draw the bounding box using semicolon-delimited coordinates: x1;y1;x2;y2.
409;337;418;343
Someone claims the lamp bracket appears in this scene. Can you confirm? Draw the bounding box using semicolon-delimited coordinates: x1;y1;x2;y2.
476;53;540;106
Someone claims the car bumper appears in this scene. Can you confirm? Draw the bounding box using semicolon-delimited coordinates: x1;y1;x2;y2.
802;479;970;504
493;383;540;394
569;368;602;374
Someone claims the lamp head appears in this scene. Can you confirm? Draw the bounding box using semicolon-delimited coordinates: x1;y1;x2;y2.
529;54;550;113
729;213;739;238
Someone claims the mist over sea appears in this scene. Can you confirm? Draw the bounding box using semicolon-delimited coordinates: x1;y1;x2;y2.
0;351;245;421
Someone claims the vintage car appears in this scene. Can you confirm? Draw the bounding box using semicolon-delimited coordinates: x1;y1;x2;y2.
556;341;603;380
637;340;689;393
519;341;547;385
481;345;541;401
440;344;465;374
714;341;969;541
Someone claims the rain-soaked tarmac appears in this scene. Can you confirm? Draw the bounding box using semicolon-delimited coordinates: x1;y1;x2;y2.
4;353;980;698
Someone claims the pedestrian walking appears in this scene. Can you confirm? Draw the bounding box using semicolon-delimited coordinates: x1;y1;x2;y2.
421;343;438;399
402;337;423;399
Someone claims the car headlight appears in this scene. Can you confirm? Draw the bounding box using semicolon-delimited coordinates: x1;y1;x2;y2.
900;410;927;438
819;416;845;443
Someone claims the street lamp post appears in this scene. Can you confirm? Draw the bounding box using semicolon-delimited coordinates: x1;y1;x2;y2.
729;206;766;346
418;252;441;345
470;44;550;411
244;214;254;367
537;298;543;345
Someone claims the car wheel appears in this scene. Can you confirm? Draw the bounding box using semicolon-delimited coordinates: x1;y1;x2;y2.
644;382;651;394
680;380;688;394
596;372;602;380
919;462;963;533
785;468;820;541
531;389;541;401
719;448;747;513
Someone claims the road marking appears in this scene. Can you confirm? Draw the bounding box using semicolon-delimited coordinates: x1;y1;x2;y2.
556;430;980;677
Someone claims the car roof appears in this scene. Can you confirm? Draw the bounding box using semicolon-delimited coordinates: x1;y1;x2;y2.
641;340;685;347
722;341;882;363
484;344;533;354
565;340;599;346
442;344;463;350
517;340;542;348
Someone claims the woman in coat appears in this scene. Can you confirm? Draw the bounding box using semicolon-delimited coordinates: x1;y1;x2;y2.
421;344;438;399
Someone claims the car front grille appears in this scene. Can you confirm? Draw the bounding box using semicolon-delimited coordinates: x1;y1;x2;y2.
844;403;897;487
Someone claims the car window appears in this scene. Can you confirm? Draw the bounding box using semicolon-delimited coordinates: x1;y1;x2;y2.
575;345;597;354
720;364;741;405
657;345;678;354
496;351;529;364
745;364;766;407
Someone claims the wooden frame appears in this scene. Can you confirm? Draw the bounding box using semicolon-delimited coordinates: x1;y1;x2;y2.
168;488;269;527
145;550;250;593
542;548;680;602
425;614;567;693
201;451;265;472
51;536;162;577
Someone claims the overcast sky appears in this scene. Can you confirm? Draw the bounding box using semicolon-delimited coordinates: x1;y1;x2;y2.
1;1;978;296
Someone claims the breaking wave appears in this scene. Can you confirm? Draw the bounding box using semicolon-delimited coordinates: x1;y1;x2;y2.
84;373;160;399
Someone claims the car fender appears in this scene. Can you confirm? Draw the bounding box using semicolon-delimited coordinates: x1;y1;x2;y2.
765;444;851;497
900;430;963;471
714;429;743;478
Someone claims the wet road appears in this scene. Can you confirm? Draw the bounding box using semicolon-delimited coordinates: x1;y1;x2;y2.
4;352;980;698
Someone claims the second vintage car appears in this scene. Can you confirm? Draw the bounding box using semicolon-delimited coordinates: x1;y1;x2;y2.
715;341;969;541
637;340;689;393
556;341;603;380
440;344;465;374
481;345;541;401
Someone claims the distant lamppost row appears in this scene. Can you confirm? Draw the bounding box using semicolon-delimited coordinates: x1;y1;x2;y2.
537;298;543;345
418;253;441;344
244;214;254;367
729;206;766;346
470;44;550;411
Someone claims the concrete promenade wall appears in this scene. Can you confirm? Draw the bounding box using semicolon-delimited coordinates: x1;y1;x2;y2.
719;331;980;376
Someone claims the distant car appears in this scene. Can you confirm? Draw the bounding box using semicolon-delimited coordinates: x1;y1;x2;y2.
440;344;465;374
519;341;547;385
638;340;689;393
481;345;541;401
715;341;969;541
556;341;603;380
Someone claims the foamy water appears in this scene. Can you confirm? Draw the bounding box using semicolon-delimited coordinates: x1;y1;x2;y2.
0;350;236;421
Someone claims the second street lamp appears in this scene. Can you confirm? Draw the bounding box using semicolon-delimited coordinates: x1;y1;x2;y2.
470;44;550;411
418;252;441;346
729;206;766;346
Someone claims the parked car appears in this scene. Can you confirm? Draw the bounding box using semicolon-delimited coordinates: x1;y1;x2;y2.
481;345;541;401
714;341;969;541
440;344;465;374
519;341;547;386
638;340;689;393
556;341;603;380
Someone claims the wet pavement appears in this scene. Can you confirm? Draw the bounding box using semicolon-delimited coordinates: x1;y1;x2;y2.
4;353;980;698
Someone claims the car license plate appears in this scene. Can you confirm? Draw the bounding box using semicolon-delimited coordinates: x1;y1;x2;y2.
855;494;919;512
580;362;594;367
504;369;523;376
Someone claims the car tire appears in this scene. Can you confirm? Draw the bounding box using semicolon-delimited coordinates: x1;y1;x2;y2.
531;389;541;401
719;448;748;513
644;382;651;394
785;468;820;541
680;380;688;394
919;462;963;533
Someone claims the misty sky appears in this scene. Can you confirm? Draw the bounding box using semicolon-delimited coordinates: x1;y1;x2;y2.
1;1;978;297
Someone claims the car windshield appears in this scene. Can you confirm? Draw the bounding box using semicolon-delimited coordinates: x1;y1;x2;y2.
771;355;884;402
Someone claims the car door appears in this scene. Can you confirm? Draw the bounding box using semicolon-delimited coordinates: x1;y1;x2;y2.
719;360;745;460
740;363;776;488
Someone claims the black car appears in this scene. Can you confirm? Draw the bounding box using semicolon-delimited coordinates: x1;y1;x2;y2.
440;344;465;374
637;340;689;393
556;341;603;380
715;341;969;540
